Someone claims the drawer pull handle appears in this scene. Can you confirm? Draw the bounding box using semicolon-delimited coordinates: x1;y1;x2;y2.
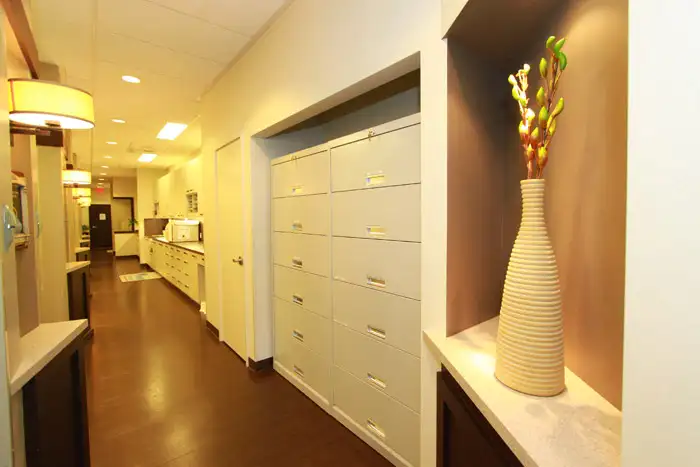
292;294;304;306
291;185;303;195
366;419;385;440
293;365;304;378
184;260;189;264
292;221;303;232
292;257;303;268
366;325;386;340
366;275;386;288
292;329;304;342
185;273;189;277
367;373;387;390
365;172;385;187
366;225;386;237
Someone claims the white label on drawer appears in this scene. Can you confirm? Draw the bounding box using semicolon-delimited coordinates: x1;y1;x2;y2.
292;257;303;268
366;325;386;340
366;225;386;237
292;221;303;232
291;185;303;195
367;373;387;390
365;172;385;187
366;275;386;288
292;294;304;306
366;419;386;440
292;329;304;342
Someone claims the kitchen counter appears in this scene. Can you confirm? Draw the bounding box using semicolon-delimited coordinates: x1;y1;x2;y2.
424;317;621;467
66;261;90;274
75;247;90;254
151;236;204;255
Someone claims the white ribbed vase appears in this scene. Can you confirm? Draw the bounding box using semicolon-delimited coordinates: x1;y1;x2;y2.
495;179;565;397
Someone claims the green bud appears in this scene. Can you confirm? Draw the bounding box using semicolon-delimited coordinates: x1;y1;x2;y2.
539;107;549;127
536;87;546;107
559;51;568;70
538;146;548;164
547;117;558;137
539;58;548;79
551;97;565;119
554;38;567;53
511;86;521;102
508;74;517;86
546;36;556;50
530;127;540;143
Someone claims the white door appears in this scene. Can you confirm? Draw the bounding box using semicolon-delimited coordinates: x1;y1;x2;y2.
216;140;247;359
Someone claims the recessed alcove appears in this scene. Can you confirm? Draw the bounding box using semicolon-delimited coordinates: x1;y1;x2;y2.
446;0;627;408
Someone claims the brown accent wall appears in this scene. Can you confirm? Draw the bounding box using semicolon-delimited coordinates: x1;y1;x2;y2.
446;0;627;408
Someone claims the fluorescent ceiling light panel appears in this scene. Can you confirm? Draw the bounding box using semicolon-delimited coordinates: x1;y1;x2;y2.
104;156;112;159
138;153;158;163
106;141;117;145
101;165;109;168
112;118;126;123
157;122;187;140
122;75;140;84
99;172;107;176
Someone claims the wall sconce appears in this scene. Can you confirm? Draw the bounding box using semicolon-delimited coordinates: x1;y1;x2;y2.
72;187;91;199
8;79;94;130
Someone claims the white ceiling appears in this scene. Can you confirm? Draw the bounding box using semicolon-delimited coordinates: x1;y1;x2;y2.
30;0;290;175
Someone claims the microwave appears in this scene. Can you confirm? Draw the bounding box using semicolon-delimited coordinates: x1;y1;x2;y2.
163;219;199;243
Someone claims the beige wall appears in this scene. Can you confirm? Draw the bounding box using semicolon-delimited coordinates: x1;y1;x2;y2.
445;0;627;408
137;168;167;263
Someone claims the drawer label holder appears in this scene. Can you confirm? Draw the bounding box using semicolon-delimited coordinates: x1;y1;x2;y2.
292;220;303;232
366;275;386;288
292;329;304;342
292;294;304;306
292;257;303;268
367;372;387;390
366;419;386;440
291;185;304;195
366;325;386;340
293;365;305;378
365;172;385;187
366;225;386;237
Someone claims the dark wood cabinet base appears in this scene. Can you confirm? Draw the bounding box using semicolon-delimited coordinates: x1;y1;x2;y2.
437;366;522;467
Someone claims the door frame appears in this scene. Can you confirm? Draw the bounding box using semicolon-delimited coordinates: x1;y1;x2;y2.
212;137;249;361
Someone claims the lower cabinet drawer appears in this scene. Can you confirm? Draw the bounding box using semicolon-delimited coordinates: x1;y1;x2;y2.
274;297;331;356
332;237;421;300
273;232;330;277
333;366;419;466
334;322;420;412
274;265;331;318
333;280;421;357
275;327;331;401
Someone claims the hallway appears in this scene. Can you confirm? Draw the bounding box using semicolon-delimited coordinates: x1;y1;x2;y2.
85;253;390;467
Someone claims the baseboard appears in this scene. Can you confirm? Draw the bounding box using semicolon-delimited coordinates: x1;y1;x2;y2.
248;357;273;372
115;255;139;259
273;361;411;467
205;320;219;338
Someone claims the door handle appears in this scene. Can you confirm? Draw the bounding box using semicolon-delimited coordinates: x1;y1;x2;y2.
232;256;244;265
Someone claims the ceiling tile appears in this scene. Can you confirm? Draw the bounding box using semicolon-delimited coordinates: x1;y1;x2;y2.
97;0;249;63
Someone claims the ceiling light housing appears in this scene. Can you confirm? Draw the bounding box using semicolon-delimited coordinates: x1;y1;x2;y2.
112;119;126;123
104;156;112;159
101;165;109;169
62;165;91;186
138;153;158;163
9;79;95;130
122;75;140;84
157;122;187;140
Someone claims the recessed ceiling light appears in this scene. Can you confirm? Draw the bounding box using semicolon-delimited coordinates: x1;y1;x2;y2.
106;141;117;145
122;75;140;84
138;153;157;163
100;172;107;176
101;165;109;169
98;178;105;181
104;155;112;159
112;118;126;124
157;122;187;140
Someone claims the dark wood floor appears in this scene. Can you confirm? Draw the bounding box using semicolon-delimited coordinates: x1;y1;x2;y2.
85;252;390;467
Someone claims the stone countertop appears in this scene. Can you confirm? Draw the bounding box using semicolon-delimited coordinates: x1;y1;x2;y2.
66;261;90;274
75;247;90;253
424;317;621;467
10;319;88;394
150;236;204;255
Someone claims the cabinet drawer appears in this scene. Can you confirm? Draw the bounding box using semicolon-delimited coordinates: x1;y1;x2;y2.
274;232;330;277
273;194;329;235
275;325;330;400
272;151;329;198
274;297;331;356
332;185;421;242
334;323;420;412
274;265;331;318
333;281;420;357
333;367;419;466
331;124;420;192
333;237;420;300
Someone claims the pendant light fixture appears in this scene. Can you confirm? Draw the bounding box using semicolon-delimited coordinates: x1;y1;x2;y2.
62;164;91;186
72;187;91;199
8;79;95;130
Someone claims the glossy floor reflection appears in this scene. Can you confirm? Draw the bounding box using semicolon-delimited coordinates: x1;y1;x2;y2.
86;252;390;467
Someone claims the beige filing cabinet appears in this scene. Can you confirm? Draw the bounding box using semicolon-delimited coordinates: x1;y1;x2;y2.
272;114;421;466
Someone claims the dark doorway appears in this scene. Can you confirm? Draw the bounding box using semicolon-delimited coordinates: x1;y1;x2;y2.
89;205;112;249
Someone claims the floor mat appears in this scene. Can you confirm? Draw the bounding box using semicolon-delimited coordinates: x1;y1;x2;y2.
119;272;162;283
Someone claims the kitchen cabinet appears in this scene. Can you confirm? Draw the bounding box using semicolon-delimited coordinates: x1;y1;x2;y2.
154;156;203;219
148;239;204;303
